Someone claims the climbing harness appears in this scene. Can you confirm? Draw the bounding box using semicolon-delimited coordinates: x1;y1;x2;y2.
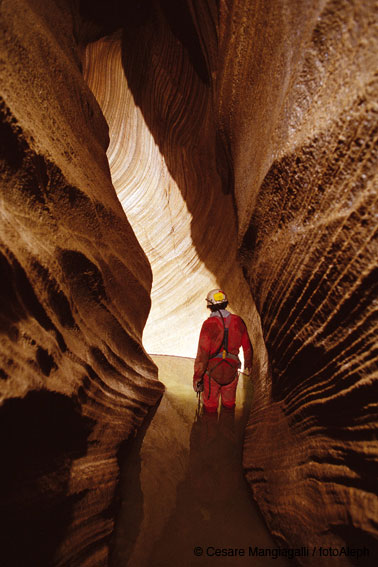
205;310;240;400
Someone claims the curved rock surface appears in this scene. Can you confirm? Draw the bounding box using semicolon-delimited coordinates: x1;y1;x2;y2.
1;0;377;565
235;2;378;560
83;30;262;359
0;1;163;565
82;0;378;563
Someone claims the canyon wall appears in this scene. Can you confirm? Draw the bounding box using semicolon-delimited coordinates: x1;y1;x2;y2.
83;24;263;360
82;0;378;563
83;34;258;359
0;1;163;565
235;2;378;561
1;0;377;565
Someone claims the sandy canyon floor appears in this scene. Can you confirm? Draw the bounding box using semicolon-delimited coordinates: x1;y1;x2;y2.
110;355;288;567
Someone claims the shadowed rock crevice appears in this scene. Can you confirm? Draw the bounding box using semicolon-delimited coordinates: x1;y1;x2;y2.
109;398;161;567
59;249;107;302
0;390;94;567
0;248;67;354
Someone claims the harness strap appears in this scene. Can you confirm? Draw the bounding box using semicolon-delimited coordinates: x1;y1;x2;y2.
208;310;229;359
205;367;238;399
211;352;240;363
206;312;240;399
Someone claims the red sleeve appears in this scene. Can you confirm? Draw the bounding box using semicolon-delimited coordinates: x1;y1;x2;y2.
241;321;253;369
193;321;211;383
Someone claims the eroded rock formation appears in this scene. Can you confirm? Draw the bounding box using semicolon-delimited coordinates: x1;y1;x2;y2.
237;3;378;560
0;1;163;565
81;0;378;563
83;26;262;359
1;0;377;565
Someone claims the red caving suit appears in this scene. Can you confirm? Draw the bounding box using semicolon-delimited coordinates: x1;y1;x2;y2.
193;310;253;412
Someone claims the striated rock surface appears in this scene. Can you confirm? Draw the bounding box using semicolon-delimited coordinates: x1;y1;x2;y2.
235;2;378;561
82;0;378;562
0;1;163;565
83;27;263;359
1;0;377;564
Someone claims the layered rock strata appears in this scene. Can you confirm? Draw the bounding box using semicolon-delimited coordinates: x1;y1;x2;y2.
83;29;262;359
1;0;377;565
82;0;378;563
0;1;163;565
236;3;378;561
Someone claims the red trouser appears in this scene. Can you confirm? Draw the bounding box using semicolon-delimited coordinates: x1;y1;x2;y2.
202;373;238;412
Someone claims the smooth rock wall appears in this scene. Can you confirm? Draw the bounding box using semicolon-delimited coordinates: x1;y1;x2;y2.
0;1;163;565
83;9;264;360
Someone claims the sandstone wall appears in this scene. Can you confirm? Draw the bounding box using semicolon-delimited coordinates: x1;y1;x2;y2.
80;0;378;562
1;0;377;564
0;1;163;565
233;2;378;561
82;8;265;361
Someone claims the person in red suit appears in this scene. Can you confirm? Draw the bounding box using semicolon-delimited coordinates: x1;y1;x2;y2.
193;289;253;412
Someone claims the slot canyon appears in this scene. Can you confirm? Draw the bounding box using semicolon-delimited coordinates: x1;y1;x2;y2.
0;0;377;565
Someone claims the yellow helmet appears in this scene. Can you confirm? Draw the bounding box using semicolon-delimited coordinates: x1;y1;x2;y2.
206;289;228;306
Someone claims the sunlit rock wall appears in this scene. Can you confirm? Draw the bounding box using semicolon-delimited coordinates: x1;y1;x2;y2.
84;36;221;358
82;0;378;562
83;27;263;359
0;1;163;565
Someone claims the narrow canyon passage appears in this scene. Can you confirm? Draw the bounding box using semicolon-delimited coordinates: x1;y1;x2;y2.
1;1;377;565
84;27;281;564
110;356;287;567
